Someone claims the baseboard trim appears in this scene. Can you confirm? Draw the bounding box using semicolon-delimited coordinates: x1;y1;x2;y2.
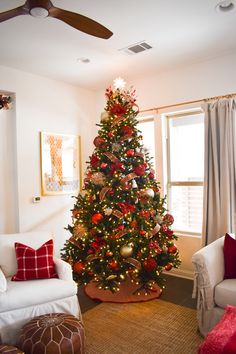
164;268;194;280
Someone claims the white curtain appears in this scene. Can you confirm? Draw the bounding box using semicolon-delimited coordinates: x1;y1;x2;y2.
202;98;236;245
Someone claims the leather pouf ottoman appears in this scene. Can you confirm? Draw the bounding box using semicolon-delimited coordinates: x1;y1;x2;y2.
0;345;24;353
18;313;85;354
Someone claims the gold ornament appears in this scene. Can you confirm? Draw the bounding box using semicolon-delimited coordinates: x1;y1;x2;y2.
104;207;113;216
112;143;121;152
154;214;162;224
74;224;87;238
91;172;106;186
120;244;133;258
100;111;110;122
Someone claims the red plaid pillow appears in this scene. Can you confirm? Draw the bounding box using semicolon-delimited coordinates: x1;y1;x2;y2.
12;239;58;281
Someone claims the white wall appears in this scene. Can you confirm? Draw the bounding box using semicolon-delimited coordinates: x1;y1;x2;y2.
0;65;95;256
95;52;236;278
0;102;19;233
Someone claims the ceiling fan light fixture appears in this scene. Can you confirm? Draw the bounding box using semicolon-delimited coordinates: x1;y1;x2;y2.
30;7;49;19
77;57;90;64
216;1;235;12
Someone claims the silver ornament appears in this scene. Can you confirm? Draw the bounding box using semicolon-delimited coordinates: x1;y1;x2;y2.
144;188;155;198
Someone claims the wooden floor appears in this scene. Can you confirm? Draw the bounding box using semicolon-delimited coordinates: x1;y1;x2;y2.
78;274;197;313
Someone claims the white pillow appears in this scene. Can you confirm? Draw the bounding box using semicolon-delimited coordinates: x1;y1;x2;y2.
0;267;7;293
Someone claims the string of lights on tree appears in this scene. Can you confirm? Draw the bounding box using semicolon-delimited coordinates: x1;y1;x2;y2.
61;78;181;295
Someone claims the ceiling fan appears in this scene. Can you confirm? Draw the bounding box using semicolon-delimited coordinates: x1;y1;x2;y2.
0;0;113;39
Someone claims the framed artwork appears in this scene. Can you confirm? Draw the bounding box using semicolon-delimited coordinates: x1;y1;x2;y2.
40;132;82;196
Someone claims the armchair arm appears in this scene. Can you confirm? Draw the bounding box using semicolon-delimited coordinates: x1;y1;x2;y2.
54;257;74;282
0;267;7;293
192;236;225;311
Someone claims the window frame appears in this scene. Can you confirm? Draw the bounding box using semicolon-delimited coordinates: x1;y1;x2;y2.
165;109;204;237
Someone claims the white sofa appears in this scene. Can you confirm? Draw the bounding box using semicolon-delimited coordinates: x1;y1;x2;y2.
192;235;236;337
0;231;81;345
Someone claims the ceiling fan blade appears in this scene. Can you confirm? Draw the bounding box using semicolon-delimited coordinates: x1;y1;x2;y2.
0;6;29;23
49;7;113;39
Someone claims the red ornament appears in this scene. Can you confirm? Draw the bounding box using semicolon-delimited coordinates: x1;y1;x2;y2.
100;144;107;150
108;259;119;270
122;125;133;136
131;220;138;229
160;224;168;233
122;183;131;190
149;240;162;253
110;104;127;116
117;224;125;230
139;210;150;220
108;131;114;137
168;245;178;254
163;214;174;226
118;202;135;215
73;261;85;274
105;251;113;257
126;149;135;157
143;258;157;272
165;263;173;271
134;164;146;176
93;136;106;147
139;230;146;236
166;230;174;239
90;154;100;167
149;172;155;179
101;162;108;169
91;213;103;224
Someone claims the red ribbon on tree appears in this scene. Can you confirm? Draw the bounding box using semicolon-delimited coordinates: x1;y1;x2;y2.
125;257;141;270
104;152;120;163
100;187;112;202
112;209;124;219
121;172;137;185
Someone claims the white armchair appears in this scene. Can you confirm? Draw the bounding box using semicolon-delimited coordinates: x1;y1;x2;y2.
192;235;236;337
0;231;81;345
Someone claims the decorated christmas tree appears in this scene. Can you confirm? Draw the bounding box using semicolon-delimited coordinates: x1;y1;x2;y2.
61;82;181;296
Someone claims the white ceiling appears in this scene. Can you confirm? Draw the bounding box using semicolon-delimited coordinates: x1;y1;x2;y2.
0;0;236;90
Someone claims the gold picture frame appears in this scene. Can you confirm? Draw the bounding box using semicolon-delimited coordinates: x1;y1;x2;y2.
40;132;82;196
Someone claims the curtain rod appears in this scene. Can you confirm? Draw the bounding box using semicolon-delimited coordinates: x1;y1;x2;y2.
140;92;236;113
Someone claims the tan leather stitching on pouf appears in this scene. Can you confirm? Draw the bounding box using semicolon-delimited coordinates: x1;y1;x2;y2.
0;345;24;354
17;313;84;354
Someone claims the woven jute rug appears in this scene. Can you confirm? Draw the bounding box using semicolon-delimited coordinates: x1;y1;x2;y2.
83;299;203;354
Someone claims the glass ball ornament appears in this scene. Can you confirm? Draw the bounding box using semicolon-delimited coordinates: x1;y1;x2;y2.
120;244;133;258
144;188;155;198
100;111;110;122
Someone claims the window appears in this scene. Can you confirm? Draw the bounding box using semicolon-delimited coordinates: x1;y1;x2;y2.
137;116;156;170
166;110;204;235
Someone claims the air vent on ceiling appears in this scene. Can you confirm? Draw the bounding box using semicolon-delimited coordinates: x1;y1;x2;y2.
120;41;153;55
